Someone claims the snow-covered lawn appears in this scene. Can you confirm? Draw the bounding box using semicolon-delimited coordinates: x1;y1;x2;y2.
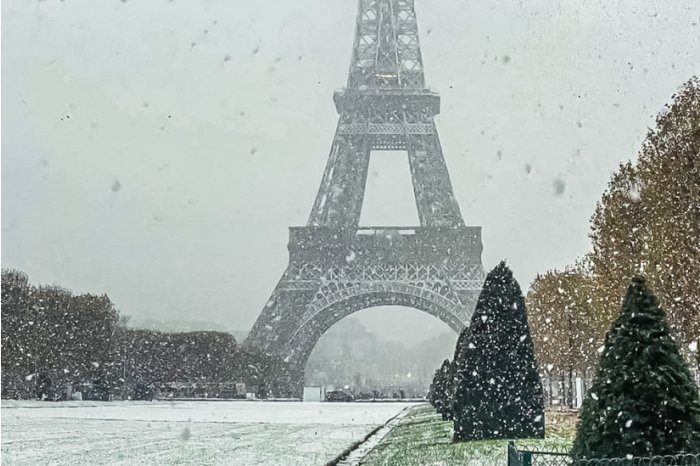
1;400;414;465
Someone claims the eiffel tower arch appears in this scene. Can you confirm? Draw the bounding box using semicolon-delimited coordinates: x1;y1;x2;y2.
245;0;485;382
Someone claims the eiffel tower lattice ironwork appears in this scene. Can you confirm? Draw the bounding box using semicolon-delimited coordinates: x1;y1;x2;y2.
245;0;485;377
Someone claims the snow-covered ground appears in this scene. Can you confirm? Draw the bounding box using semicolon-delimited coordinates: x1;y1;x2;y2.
1;400;414;465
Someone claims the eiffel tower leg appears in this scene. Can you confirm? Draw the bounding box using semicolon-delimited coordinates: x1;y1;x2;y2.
246;270;316;357
408;128;464;228
308;131;371;228
245;268;317;398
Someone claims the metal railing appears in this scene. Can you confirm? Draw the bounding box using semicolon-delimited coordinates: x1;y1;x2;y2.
508;443;700;466
541;367;699;410
574;456;700;466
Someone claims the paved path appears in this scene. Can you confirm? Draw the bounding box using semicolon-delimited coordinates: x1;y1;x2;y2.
335;405;414;466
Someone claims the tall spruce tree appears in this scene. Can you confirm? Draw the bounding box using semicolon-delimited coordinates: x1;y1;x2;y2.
453;261;545;441
572;277;700;459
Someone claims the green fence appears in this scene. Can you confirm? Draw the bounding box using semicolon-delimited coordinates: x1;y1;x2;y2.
508;442;700;466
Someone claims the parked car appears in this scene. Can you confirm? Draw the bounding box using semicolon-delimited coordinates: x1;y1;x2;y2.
325;390;354;402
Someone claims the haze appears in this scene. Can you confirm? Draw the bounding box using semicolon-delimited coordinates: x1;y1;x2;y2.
2;0;699;343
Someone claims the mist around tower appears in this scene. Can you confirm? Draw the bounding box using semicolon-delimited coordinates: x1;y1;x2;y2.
2;0;699;465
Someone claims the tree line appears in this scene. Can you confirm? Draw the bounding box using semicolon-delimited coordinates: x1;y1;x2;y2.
1;269;300;400
526;77;700;406
426;76;700;454
429;270;700;457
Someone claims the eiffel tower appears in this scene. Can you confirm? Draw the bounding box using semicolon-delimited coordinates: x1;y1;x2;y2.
245;0;485;380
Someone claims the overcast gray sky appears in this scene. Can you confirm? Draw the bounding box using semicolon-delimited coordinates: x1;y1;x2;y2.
2;0;699;344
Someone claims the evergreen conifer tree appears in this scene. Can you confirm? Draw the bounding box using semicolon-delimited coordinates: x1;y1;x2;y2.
442;361;457;421
572;276;700;459
437;334;470;422
453;261;545;441
427;372;437;407
434;359;450;417
446;326;472;420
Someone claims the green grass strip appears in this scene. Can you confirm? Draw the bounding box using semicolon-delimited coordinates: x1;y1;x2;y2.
359;404;573;466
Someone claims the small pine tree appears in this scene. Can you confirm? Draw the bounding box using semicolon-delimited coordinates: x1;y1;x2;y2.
427;373;437;406
428;365;443;408
453;261;545;441
572;276;700;459
442;361;456;421
446;326;472;420
433;359;450;417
